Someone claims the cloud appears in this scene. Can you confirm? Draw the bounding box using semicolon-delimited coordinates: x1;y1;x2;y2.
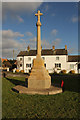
3;2;42;15
41;39;51;48
26;32;33;37
1;29;25;58
30;37;36;42
16;15;24;23
27;37;36;49
2;48;21;59
20;38;26;42
2;29;24;39
2;39;24;58
41;4;49;13
44;5;49;12
2;2;43;22
51;29;58;36
28;42;36;50
7;14;24;23
68;47;78;54
71;16;78;23
52;38;61;46
2;38;23;49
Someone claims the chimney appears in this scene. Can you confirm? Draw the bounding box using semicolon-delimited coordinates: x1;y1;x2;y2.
52;45;55;50
65;45;67;50
27;45;30;52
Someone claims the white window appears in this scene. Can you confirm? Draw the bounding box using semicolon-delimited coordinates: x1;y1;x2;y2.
20;58;22;61
42;57;45;60
44;64;46;67
26;64;31;68
56;57;59;60
28;57;31;61
55;63;61;68
20;64;22;67
70;64;74;69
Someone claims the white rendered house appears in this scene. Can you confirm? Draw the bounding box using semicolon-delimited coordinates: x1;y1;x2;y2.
17;45;80;74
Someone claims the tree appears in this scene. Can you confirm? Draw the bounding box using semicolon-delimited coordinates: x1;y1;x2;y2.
3;61;12;67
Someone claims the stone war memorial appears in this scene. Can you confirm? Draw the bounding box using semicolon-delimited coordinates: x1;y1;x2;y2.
13;10;62;95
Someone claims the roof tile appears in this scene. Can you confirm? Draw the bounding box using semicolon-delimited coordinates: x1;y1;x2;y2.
17;49;68;57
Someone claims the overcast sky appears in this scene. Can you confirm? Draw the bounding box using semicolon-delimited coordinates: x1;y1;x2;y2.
2;2;78;59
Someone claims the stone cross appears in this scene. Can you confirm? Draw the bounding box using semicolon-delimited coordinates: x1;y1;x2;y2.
35;10;43;56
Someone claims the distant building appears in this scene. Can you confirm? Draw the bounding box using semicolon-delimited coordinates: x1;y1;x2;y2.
2;61;12;68
17;45;80;74
1;58;8;63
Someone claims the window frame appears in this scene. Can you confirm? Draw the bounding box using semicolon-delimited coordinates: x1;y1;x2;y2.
42;57;45;60
20;58;22;61
26;64;31;68
20;64;22;67
55;63;61;69
56;57;59;60
28;57;31;61
70;64;74;69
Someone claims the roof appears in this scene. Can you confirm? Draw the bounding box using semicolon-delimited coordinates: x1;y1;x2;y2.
3;61;12;67
17;49;68;57
1;58;8;62
68;55;80;62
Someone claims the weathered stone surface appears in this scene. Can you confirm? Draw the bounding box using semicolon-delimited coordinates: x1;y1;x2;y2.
13;85;62;95
28;55;51;89
33;55;44;67
27;10;51;89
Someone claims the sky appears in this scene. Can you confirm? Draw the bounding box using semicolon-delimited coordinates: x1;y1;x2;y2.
2;2;78;59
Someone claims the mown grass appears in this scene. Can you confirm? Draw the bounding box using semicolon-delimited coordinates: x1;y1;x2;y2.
2;74;80;119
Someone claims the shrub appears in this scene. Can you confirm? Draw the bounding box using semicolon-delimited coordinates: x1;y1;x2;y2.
20;70;24;73
16;69;19;73
61;70;66;74
70;70;75;74
54;71;57;74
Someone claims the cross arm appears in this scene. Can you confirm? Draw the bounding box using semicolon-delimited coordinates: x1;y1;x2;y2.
35;14;38;16
40;13;43;16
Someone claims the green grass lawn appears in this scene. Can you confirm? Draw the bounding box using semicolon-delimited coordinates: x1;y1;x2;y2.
2;74;80;119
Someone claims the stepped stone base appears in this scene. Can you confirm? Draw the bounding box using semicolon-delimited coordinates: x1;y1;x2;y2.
13;85;62;95
28;55;51;89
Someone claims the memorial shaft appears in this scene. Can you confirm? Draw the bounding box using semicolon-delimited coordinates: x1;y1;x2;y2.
28;10;51;89
35;10;43;56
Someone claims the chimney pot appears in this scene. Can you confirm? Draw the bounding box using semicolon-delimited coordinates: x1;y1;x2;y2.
52;45;55;50
27;45;30;52
65;45;67;50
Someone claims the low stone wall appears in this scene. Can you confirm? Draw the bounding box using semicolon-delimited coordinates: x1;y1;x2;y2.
2;71;29;78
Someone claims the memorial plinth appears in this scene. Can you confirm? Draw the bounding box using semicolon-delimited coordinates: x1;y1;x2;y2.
28;56;51;89
13;10;62;95
28;10;51;89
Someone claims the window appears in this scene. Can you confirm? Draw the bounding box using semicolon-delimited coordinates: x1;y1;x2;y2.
26;64;29;68
28;57;31;61
30;64;31;67
44;64;46;67
59;63;61;68
55;63;61;68
20;58;22;61
26;64;31;68
56;57;59;60
70;64;74;69
42;57;45;60
20;64;22;67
